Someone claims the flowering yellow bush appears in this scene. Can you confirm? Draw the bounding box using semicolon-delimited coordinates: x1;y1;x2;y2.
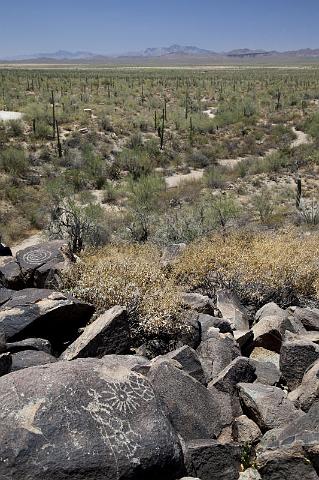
63;243;184;338
173;229;319;305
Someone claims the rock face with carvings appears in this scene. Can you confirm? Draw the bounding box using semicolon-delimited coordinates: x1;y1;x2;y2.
0;241;73;289
0;359;183;480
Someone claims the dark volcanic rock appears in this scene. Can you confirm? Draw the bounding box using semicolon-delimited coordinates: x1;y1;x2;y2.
233;415;262;444
280;333;319;390
196;330;241;382
208;357;256;395
0;243;12;256
60;306;129;360
237;382;304;432
257;445;319;480
216;289;250;331
0;287;14;306
158;346;206;384
250;359;281;386
148;360;222;440
0;359;183;480
252;310;306;352
289;306;319;331
0;257;23;289
182;293;215;315
16;240;72;287
11;350;57;371
184;439;241;480
289;359;319;411
0;352;12;376
0;288;94;353
177;311;201;349
102;354;149;375
6;337;52;354
198;313;233;338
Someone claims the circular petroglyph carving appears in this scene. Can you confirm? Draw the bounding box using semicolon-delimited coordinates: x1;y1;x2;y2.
22;249;52;265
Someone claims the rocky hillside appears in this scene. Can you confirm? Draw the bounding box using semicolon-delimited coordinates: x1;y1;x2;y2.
0;240;318;479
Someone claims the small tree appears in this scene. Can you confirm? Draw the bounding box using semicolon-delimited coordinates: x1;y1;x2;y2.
46;180;108;252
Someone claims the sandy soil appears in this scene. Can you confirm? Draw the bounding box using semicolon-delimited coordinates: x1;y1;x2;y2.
291;127;310;148
0;111;23;121
203;107;217;119
165;170;204;188
11;232;45;255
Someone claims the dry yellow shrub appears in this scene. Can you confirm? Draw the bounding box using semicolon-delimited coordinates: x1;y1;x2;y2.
173;228;319;305
63;243;183;337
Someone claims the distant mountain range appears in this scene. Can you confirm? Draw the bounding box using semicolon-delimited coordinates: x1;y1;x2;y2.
3;45;319;63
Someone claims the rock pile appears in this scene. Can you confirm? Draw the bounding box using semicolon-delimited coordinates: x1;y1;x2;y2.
0;243;318;479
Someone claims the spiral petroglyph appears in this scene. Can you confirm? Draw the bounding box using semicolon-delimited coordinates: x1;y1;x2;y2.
22;249;52;265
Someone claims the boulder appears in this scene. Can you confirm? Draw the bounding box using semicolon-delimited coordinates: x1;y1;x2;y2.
0;288;94;353
250;359;281;386
148;361;222;440
184;439;241;480
60;306;129;360
0;359;183;480
11;349;57;371
233;330;254;353
16;240;73;288
0;243;12;256
289;306;319;331
176;311;201;349
0;352;12;376
0;287;14;306
232;415;262;444
198;313;233;338
182;293;215;316
197;330;241;382
208;357;256;395
239;469;261;480
216;289;250;331
252;312;305;352
237;382;304;432
280;333;319;390
0;257;23;289
156;346;206;384
255;302;286;323
6;337;52;354
102;354;149;375
288;359;319;411
250;347;280;369
264;401;319;453
256;445;318;480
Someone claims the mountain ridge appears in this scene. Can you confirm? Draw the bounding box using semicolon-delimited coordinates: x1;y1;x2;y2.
3;45;319;62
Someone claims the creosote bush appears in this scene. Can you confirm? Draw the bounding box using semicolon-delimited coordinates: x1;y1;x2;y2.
63;243;184;340
172;229;319;307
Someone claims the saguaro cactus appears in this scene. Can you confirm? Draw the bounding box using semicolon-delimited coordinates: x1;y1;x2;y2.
296;177;302;209
56;120;62;158
51;90;56;139
160;108;165;150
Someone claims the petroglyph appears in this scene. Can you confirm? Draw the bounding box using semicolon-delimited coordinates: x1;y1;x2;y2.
15;400;45;435
83;372;155;472
22;248;53;265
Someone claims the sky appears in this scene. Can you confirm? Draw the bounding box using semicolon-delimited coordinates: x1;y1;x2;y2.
1;0;319;57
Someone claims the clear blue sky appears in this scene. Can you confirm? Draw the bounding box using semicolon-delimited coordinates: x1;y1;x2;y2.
1;0;319;56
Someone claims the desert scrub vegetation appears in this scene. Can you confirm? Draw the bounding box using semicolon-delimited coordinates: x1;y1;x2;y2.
172;228;319;307
63;243;184;342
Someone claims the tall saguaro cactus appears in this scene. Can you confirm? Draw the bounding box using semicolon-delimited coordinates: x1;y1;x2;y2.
51;90;56;139
296;177;302;209
56;120;62;158
160;108;165;150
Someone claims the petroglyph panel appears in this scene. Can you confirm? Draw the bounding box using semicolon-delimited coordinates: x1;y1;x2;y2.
22;248;53;265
